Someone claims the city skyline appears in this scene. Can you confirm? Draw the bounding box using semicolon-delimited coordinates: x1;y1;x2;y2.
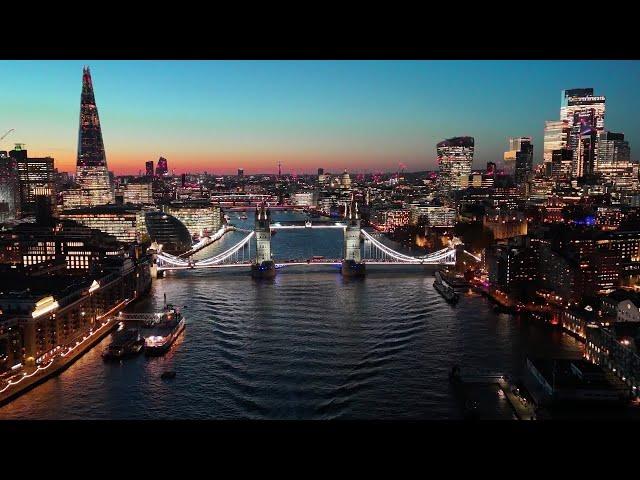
1;60;640;175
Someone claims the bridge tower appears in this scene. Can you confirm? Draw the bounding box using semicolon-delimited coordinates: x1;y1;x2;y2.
148;242;163;279
251;203;276;278
342;196;366;277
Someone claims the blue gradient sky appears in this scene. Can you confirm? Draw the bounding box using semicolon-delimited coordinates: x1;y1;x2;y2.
1;60;639;175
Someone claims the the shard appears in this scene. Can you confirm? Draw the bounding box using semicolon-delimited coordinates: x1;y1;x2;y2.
75;66;113;206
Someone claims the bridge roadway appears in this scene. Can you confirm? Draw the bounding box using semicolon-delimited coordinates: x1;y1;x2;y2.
155;224;461;272
158;258;449;271
270;223;346;229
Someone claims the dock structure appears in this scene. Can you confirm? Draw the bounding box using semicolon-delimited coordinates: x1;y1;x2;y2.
117;312;163;325
450;367;536;420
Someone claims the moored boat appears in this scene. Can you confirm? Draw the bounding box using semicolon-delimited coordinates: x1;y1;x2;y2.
144;303;186;356
434;271;459;304
102;329;145;361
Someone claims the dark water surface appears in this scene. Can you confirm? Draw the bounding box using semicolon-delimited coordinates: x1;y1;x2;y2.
0;212;583;419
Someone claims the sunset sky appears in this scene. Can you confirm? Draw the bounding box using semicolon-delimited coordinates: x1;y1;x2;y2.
1;60;639;175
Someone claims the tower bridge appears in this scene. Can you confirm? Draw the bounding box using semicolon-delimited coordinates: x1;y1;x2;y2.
152;201;458;278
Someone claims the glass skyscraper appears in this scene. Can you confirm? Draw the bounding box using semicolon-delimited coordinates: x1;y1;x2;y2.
597;131;630;168
504;137;533;182
560;88;606;178
436;136;474;192
596;131;636;191
543;120;570;165
75;66;113;206
513;137;533;184
156;157;168;176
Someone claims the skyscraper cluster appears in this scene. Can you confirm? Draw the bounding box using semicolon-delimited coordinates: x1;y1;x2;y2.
541;88;636;189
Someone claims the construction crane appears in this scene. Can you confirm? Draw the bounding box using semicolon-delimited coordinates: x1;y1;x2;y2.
0;129;15;148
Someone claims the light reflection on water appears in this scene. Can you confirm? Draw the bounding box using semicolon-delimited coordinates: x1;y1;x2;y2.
0;212;583;419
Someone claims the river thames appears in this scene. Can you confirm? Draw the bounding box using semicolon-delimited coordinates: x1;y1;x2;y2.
0;212;583;419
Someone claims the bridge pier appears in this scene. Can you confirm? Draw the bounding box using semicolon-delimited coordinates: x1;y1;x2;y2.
251;260;276;279
341;259;366;277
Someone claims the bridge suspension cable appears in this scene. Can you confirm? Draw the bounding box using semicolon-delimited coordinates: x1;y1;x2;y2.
361;229;455;263
194;231;255;266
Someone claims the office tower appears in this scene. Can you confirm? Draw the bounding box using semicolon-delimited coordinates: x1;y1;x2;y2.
575;126;597;178
9;144;27;163
163;200;223;238
550;148;574;180
16;151;56;216
596;131;635;190
0;153;19;222
237;168;244;178
436;136;474;192
597;131;630;169
515;138;534;184
504;137;533;181
60;205;146;243
560;88;606;177
486;162;496;176
121;181;154;205
156;157;168;176
145;211;192;254
543;120;570;165
145;160;154;177
75;66;113;206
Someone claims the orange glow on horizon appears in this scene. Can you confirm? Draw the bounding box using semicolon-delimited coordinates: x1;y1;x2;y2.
29;148;437;176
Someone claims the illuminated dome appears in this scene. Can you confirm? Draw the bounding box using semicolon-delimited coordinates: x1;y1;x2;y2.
341;170;351;188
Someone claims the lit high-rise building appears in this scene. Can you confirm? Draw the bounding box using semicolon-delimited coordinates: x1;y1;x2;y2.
596;131;636;190
156;157;168;176
574;126;597;178
436;136;474;192
543;120;570;165
145;160;154;177
559;88;606;178
75;66;113;206
504;137;533;182
0;152;19;222
13;146;56;217
550;148;574;180
597;131;630;169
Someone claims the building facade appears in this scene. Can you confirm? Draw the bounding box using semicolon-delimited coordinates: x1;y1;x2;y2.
75;67;113;206
504;137;534;184
15;151;56;217
59;206;146;244
543;120;570;165
162;200;222;238
437;136;474;192
0;153;19;222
